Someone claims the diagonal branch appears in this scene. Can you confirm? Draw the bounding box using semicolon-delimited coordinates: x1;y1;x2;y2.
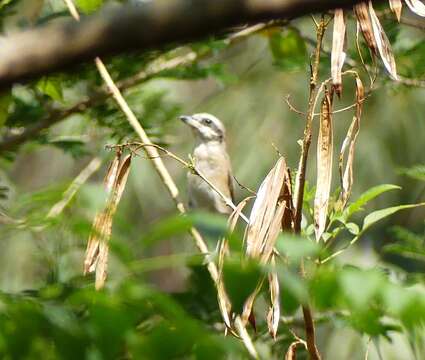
0;0;382;88
0;21;280;153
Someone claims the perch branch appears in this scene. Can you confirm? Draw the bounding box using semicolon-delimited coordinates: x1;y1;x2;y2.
0;21;281;153
0;0;382;88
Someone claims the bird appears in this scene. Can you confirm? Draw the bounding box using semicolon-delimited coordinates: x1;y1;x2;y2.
180;113;234;215
180;113;257;330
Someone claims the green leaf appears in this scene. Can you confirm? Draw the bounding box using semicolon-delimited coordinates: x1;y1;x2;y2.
341;184;401;222
223;259;262;314
362;203;425;232
276;234;319;261
268;29;307;72
76;0;103;14
398;165;425;182
37;76;63;101
0;91;11;127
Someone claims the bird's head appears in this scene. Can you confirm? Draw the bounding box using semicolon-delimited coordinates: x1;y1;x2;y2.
180;113;225;142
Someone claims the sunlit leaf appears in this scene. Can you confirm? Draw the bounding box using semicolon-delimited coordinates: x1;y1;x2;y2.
362;202;425;231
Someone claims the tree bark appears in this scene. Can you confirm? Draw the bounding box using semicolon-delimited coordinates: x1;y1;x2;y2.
0;0;381;88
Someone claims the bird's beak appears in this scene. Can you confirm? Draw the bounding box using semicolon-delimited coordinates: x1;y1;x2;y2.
180;115;200;130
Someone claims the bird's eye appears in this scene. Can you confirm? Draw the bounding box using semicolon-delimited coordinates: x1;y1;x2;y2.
204;118;212;125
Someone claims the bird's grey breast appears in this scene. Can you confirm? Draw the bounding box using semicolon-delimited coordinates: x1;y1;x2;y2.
188;142;232;214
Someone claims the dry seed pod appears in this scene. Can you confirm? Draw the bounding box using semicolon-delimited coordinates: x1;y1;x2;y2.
339;77;365;208
331;9;346;97
285;340;305;360
354;2;378;55
314;89;333;242
241;157;292;326
267;255;280;339
217;196;253;330
389;0;403;21
405;0;425;17
368;1;398;80
245;157;287;258
84;153;132;289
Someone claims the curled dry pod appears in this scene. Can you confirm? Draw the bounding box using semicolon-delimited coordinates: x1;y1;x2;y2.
314;89;333;242
368;1;398;80
331;9;346;97
354;2;378;55
84;152;132;290
339;76;365;208
389;0;403;21
241;157;292;327
267;255;280;339
217;196;253;331
405;0;425;17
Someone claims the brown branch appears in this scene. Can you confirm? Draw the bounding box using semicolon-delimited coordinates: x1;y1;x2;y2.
0;0;383;88
0;21;281;153
293;14;328;360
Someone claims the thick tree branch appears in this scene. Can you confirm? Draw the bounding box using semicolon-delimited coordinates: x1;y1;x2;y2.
0;21;278;153
0;0;380;88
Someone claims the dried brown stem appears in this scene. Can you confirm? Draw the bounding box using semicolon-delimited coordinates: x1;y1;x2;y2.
292;14;327;360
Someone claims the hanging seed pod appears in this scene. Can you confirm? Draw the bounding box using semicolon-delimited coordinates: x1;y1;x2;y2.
389;0;403;21
405;0;425;17
84;152;132;289
314;89;333;242
331;9;346;97
354;2;378;55
368;1;398;80
339;76;365;208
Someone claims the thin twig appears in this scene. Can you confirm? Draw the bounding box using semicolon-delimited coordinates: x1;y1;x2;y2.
46;157;102;219
284;95;306;116
109;142;251;224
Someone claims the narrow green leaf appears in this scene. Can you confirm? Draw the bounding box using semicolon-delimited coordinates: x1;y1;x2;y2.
362;203;425;231
342;184;401;222
398;165;425;182
76;0;103;14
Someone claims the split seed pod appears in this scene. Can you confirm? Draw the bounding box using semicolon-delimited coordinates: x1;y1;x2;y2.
84;151;132;289
331;9;346;97
314;89;333;242
389;0;403;21
339;76;365;208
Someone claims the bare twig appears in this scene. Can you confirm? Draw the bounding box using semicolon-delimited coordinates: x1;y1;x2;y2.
46;157;102;219
109;142;251;224
284;95;306;115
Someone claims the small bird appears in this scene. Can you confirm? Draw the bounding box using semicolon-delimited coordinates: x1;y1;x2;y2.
180;113;234;214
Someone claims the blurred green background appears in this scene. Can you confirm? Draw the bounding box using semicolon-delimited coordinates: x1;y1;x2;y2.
0;1;424;359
